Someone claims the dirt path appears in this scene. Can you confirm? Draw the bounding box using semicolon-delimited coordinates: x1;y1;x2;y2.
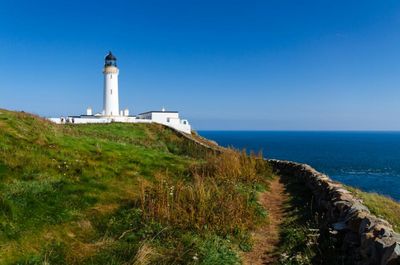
242;177;287;265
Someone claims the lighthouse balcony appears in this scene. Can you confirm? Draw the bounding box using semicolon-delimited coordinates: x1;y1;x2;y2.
103;66;118;74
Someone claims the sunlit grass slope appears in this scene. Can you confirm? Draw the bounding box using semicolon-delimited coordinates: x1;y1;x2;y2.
347;187;400;233
0;109;273;264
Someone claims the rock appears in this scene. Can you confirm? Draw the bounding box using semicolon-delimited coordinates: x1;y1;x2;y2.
333;221;347;231
360;233;380;264
343;232;360;248
360;217;373;234
333;192;354;203
381;242;400;265
391;233;400;242
334;200;353;216
375;237;398;261
346;211;369;233
372;224;394;239
345;203;371;221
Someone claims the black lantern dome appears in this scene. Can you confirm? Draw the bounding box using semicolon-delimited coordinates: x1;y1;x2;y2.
105;51;117;67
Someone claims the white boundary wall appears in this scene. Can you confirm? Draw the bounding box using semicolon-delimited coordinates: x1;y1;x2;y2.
48;115;191;134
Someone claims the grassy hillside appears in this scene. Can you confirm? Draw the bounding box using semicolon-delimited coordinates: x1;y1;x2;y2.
0;109;273;264
347;187;400;232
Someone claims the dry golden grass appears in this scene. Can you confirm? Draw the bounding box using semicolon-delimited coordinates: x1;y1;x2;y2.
131;242;159;265
137;150;272;235
192;149;272;184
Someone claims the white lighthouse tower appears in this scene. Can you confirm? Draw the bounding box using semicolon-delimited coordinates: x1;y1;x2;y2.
103;51;119;116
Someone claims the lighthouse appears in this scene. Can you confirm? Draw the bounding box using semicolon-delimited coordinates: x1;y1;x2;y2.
103;51;119;116
49;51;192;134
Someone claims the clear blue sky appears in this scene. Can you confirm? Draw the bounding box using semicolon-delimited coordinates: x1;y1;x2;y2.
1;0;400;130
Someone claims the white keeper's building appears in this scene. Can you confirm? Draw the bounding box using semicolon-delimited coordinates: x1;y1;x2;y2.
49;52;191;134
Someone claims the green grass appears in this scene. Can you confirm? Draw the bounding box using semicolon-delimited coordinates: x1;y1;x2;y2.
0;109;273;264
346;187;400;233
276;174;345;265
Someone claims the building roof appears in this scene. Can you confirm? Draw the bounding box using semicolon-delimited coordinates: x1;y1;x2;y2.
105;51;116;61
138;111;179;115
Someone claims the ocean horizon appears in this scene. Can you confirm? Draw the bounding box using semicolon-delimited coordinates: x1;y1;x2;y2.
199;130;400;201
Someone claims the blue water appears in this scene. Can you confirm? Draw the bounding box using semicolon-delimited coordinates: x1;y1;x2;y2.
198;131;400;201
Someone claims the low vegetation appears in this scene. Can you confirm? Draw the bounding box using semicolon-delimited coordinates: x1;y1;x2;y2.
275;176;400;265
0;109;273;264
274;174;320;265
275;175;344;265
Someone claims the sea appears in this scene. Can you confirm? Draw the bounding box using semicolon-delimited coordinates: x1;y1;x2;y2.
198;131;400;201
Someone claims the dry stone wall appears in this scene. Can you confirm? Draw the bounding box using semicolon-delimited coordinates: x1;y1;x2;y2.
267;159;400;265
